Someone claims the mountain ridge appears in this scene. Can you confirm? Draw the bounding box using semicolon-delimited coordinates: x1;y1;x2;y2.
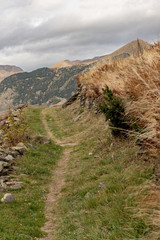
0;65;23;83
50;39;151;69
0;39;151;110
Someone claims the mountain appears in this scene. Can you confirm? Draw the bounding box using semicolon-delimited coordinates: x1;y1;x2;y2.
0;64;92;108
103;39;151;61
0;65;23;72
0;39;151;109
50;39;151;69
0;65;23;83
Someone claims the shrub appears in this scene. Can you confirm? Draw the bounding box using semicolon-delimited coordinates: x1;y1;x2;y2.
100;86;129;136
2;110;28;146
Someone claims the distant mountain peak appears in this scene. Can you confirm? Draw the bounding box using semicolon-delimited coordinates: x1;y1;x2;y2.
0;65;23;83
0;65;23;72
50;39;151;69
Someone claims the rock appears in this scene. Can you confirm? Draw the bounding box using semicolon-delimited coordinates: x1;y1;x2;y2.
62;93;79;108
0;162;5;172
6;182;22;190
8;150;19;158
0;155;6;161
0;147;5;153
5;155;14;162
11;142;28;154
1;193;15;203
12;166;22;171
12;184;22;190
14;104;28;110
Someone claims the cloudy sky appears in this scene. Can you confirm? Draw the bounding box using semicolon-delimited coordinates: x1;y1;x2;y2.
0;0;159;71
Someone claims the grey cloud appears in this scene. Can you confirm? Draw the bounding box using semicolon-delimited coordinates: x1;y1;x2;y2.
0;0;159;71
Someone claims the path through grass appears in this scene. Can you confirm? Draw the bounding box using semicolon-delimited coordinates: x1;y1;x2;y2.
42;103;159;240
0;106;62;240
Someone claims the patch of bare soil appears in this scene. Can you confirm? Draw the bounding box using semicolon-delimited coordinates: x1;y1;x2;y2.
39;109;75;239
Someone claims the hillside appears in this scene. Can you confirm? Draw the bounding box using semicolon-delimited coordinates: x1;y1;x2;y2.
0;39;151;111
77;42;160;157
0;65;23;83
0;64;91;108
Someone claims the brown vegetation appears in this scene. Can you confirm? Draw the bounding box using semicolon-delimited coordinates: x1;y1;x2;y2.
78;42;160;155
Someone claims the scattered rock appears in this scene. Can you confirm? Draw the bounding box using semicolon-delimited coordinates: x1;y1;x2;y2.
1;193;15;203
5;155;14;162
11;142;28;154
0;161;5;172
12;166;22;171
6;181;22;190
0;155;6;161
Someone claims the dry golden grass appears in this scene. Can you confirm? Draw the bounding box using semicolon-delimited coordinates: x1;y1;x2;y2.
78;42;160;154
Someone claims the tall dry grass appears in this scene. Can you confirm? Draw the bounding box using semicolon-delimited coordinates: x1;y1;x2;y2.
78;42;160;154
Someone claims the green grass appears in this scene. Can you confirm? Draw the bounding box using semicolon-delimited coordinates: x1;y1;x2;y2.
43;105;156;240
0;105;156;240
0;107;62;240
46;114;64;139
45;107;86;140
24;106;46;135
54;141;153;240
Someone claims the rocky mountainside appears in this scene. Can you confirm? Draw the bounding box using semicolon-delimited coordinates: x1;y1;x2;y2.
0;64;92;108
0;39;151;110
0;65;23;83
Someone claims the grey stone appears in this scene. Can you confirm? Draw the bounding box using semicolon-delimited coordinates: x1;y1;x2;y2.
12;142;28;154
8;150;19;158
0;155;6;161
0;162;4;172
1;193;15;203
12;166;22;171
6;182;22;190
5;155;14;162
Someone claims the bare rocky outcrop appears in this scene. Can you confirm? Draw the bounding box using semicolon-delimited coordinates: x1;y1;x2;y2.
63;83;101;113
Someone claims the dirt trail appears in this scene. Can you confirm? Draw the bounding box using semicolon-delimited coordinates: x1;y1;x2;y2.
39;109;75;240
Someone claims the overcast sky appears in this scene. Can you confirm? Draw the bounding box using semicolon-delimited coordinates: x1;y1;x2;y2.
0;0;159;71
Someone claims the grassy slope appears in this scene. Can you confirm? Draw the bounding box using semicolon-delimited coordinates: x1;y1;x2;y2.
0;106;62;240
43;103;159;240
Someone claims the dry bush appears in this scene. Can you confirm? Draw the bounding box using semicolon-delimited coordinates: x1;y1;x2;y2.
124;43;160;155
78;42;160;154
